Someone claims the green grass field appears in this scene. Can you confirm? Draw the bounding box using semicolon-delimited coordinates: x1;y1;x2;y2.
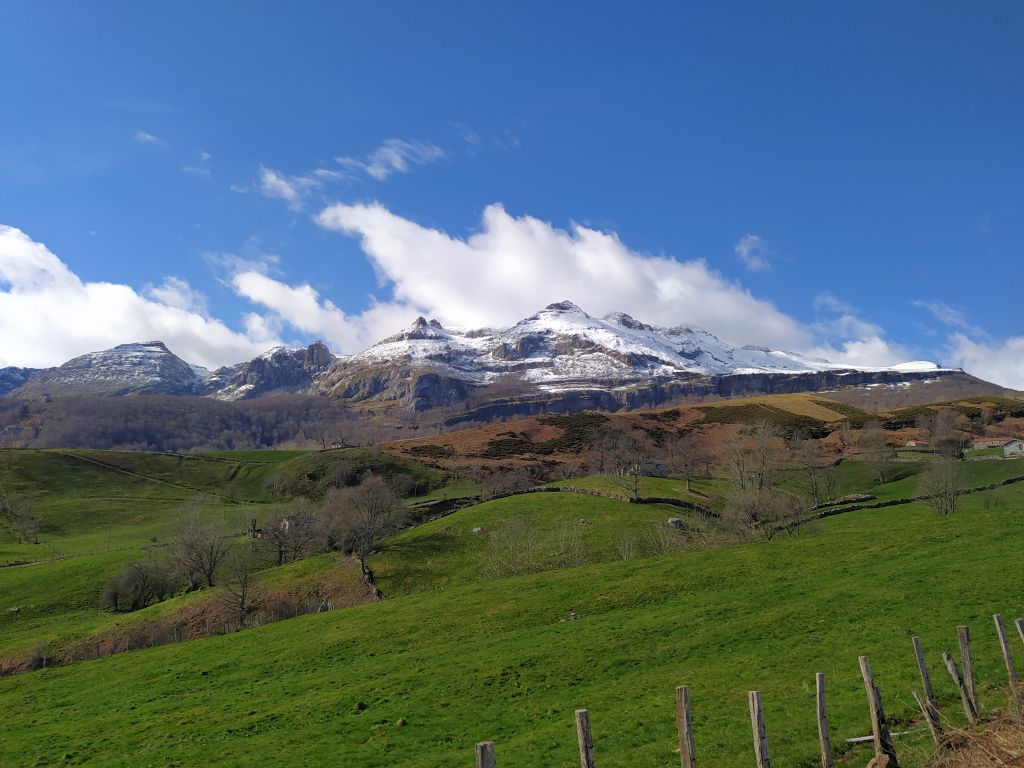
0;447;439;663
2;448;1023;767
2;480;1022;766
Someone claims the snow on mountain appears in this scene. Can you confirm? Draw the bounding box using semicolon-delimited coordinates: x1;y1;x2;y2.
0;302;945;407
16;341;205;397
203;341;336;400
320;300;940;394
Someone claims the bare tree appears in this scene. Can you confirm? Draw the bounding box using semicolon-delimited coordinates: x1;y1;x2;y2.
664;430;706;493
101;557;176;612
217;539;262;629
931;408;964;458
321;475;405;578
259;499;321;566
609;427;652;500
919;457;963;516
722;430;751;492
723;487;806;541
860;421;894;484
168;507;235;589
484;516;541;577
0;494;41;544
822;464;838;502
791;434;826;505
750;421;782;491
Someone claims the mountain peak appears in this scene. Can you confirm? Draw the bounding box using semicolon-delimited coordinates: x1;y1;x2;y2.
604;312;653;332
543;300;586;313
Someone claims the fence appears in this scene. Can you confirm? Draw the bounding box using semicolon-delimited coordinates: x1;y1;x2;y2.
472;614;1024;767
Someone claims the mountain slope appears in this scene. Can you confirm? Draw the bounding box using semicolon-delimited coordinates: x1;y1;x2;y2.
13;342;204;397
203;341;336;400
313;300;949;413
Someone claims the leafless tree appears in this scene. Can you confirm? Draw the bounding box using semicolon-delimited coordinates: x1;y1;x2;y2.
259;499;322;566
822;464;838;502
919;457;963;516
791;434;826;505
750;421;782;491
101;557;176;612
931;408;964;458
664;430;706;493
615;530;638;561
168;506;235;589
0;494;41;544
610;427;651;500
478;468;532;499
553;520;585;568
722;431;751;492
321;475;405;578
723;486;806;541
860;421;894;484
484;516;541;577
217;539;262;628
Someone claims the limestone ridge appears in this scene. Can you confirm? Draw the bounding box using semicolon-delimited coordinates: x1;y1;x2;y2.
202;341;336;400
0;303;957;412
311;301;948;411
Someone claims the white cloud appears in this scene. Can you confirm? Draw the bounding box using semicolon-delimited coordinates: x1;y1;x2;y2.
255;166;324;210
809;292;913;368
144;276;209;316
133;130;166;147
312;202;810;351
0;225;278;369
182;150;212;179
337;139;445;181
913;299;985;337
947;334;1024;390
734;234;772;272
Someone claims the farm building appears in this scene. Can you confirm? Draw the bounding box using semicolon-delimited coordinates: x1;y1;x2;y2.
973;437;1015;449
1004;439;1024;458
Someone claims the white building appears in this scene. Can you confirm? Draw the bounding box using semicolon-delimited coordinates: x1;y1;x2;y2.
1003;439;1024;458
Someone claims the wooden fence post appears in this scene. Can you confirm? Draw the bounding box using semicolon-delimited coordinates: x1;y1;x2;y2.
957;626;978;714
858;656;898;766
475;741;496;768
675;686;695;768
748;691;771;768
994;614;1021;705
575;709;596;768
911;636;938;719
912;690;942;746
942;652;979;724
1016;618;1024;647
815;673;834;768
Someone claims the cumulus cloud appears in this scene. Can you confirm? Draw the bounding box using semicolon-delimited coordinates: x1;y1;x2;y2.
947;334;1024;390
311;202;809;350
0;226;278;369
910;300;1023;389
807;291;915;368
337;139;445;181
734;234;772;272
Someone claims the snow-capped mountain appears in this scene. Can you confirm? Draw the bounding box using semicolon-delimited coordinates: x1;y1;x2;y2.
12;342;206;397
313;301;942;410
203;342;336;400
0;302;954;414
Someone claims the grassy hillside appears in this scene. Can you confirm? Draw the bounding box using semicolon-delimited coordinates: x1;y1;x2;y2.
0;447;440;663
2;480;1022;767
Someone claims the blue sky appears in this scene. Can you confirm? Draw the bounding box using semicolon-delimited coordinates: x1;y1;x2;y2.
2;2;1023;386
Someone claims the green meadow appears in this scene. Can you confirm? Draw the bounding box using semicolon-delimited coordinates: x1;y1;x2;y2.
1;448;1022;766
